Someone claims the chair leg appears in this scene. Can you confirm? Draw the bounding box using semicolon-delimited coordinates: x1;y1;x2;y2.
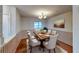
49;50;51;53
43;48;45;52
30;47;32;53
39;47;41;51
54;48;56;53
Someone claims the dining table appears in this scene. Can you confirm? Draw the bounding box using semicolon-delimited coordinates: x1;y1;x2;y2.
33;32;50;51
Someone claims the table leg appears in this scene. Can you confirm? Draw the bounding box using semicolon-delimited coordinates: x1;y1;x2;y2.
40;40;45;52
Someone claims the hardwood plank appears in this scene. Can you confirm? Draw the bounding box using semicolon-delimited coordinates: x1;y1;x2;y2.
15;39;27;53
57;40;72;53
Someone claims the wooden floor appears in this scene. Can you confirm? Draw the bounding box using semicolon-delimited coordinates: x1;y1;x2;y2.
15;39;27;53
57;40;72;53
15;39;72;53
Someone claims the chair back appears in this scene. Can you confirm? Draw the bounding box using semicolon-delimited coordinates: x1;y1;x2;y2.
48;30;52;34
33;32;40;40
27;31;35;46
47;34;58;49
27;31;40;47
52;30;57;35
27;31;33;42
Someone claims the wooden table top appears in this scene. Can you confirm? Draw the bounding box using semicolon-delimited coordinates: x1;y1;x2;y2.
34;32;50;40
38;33;50;39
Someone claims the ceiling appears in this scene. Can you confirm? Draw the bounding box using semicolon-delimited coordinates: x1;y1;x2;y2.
15;5;72;18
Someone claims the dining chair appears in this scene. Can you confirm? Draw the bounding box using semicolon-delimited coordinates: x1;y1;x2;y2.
48;30;52;34
43;34;58;53
27;31;40;53
52;30;57;35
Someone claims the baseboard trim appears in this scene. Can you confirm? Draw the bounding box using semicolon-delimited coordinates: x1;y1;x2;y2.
1;34;16;48
57;45;68;53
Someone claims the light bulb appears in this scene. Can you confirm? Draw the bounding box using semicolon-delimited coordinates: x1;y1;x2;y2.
38;12;47;19
44;15;47;19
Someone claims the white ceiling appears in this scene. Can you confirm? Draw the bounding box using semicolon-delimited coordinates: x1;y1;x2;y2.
15;5;72;18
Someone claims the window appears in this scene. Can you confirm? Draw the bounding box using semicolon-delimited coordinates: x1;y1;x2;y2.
34;21;42;30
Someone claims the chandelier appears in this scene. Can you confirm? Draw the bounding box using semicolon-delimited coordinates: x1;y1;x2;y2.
38;12;47;20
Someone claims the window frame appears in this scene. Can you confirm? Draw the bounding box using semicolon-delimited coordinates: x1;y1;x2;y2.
34;21;42;30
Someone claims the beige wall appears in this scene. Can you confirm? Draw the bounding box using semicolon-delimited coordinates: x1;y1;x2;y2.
47;12;72;32
16;10;21;33
0;6;2;33
21;17;46;31
64;12;72;32
0;15;2;33
0;5;2;47
47;12;72;46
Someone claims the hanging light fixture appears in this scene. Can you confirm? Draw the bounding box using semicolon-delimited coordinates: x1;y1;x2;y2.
38;12;47;20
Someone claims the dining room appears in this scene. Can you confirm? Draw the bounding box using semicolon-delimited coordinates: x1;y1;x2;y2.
0;5;73;53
